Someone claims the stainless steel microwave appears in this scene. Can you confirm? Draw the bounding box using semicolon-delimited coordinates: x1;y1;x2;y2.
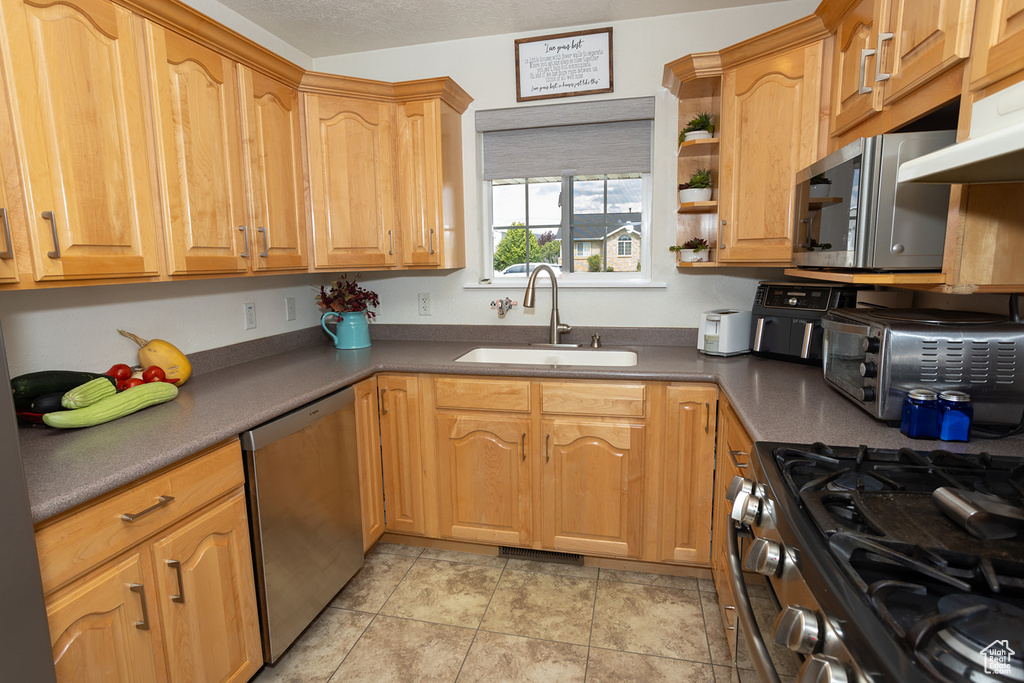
791;131;955;271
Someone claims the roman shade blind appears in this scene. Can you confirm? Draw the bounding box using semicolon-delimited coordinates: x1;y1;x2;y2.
476;96;655;179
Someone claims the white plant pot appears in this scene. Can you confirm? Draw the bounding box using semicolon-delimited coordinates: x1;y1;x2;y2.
675;249;707;263
679;188;712;203
683;130;712;142
809;183;832;198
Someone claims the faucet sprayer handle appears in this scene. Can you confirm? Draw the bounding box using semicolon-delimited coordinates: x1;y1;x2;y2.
591;334;601;348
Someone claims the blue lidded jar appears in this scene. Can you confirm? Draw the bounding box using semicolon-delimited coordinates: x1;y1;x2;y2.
939;391;972;442
900;389;940;439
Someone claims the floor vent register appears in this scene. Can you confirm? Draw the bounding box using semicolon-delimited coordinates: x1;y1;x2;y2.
498;546;584;566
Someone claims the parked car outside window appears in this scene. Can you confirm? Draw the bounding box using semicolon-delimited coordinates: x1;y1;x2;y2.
499;263;562;276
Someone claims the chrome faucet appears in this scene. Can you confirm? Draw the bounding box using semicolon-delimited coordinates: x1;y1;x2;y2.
523;264;572;345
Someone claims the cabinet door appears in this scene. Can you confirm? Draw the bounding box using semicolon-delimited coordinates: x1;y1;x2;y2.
0;0;160;281
436;413;531;545
379;374;432;535
305;94;397;269
355;377;385;551
145;23;248;275
237;66;308;272
719;41;824;263
658;385;717;565
712;396;752;632
394;99;441;267
150;492;261;683
540;419;644;558
969;0;1024;89
830;0;883;135
45;553;160;683
0;154;19;283
881;0;973;106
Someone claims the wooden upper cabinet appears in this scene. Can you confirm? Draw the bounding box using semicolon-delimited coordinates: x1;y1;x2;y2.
828;0;974;137
395;99;442;267
0;0;160;282
145;22;248;275
304;93;398;270
969;0;1024;89
0;154;19;284
237;66;308;272
719;40;824;263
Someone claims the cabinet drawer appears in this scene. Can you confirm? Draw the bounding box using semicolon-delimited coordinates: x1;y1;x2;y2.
540;382;646;417
35;440;244;595
434;376;531;412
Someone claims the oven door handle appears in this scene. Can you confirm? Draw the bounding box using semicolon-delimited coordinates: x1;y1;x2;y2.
726;521;782;683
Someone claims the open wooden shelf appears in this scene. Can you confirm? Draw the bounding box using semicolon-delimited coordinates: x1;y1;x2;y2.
676;260;720;268
678;200;718;214
677;138;719;156
783;268;947;286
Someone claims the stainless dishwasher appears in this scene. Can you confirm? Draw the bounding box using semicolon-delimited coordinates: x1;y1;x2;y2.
240;386;363;663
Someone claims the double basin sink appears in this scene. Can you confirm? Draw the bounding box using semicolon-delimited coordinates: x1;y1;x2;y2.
455;346;637;367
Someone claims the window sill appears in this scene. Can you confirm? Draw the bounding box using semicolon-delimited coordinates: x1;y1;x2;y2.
465;279;667;290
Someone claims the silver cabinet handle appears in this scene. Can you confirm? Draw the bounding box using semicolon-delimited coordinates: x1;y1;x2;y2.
380;388;388;414
0;208;12;259
121;495;175;522
388;229;394;256
129;584;150;630
521;433;526;462
167;560;185;603
705;402;711;433
238;225;249;258
42;211;60;258
800;321;815;359
729;450;749;469
545;434;550;463
874;32;894;83
257;226;269;257
858;48;876;94
428;228;435;254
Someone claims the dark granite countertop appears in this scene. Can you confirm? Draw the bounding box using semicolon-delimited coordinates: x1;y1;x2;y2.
19;335;1024;524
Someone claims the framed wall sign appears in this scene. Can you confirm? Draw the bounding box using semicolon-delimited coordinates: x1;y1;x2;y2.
515;27;613;102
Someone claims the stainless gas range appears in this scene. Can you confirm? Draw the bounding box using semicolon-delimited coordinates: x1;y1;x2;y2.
725;441;1024;683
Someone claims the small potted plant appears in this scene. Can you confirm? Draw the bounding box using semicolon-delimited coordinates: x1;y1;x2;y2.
315;274;379;349
809;173;833;198
670;237;710;263
679;168;713;204
680;112;715;143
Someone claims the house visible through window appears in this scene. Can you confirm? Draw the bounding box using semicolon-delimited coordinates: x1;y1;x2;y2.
477;97;654;281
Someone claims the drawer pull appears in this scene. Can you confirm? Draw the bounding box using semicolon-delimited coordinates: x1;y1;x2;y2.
129;583;150;630
167;560;185;603
42;211;60;258
121;495;175;522
728;450;748;470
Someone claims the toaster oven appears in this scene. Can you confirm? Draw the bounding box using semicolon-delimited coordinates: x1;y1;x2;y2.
822;308;1024;426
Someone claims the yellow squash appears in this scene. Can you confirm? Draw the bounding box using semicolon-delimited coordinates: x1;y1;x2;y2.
117;329;192;385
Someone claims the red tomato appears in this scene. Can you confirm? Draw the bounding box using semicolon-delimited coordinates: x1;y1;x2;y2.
116;379;129;391
142;366;166;383
124;378;145;389
106;364;133;381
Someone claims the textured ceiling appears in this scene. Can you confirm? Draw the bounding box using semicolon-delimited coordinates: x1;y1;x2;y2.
213;0;789;58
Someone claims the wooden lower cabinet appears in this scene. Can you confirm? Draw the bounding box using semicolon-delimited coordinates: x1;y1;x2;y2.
379;374;436;536
46;553;160;683
36;441;261;683
436;413;532;545
540;418;645;558
149;492;261;683
355;377;386;551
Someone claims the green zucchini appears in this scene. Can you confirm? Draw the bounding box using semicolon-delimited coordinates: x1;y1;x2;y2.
11;371;115;411
29;391;68;414
43;383;178;429
62;377;118;409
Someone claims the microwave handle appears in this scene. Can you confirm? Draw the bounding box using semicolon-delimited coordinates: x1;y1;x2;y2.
753;318;767;352
800;321;815;359
821;318;871;335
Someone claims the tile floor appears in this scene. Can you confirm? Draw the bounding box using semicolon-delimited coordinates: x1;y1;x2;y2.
253;543;785;683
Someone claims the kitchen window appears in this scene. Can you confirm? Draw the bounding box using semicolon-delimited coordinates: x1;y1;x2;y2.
477;97;654;283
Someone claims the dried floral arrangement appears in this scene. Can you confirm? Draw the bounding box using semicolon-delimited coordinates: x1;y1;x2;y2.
315;275;380;319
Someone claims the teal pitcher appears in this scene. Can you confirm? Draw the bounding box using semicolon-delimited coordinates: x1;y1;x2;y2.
321;311;371;349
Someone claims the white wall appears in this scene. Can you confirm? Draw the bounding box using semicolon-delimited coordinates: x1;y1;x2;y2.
0;1;817;377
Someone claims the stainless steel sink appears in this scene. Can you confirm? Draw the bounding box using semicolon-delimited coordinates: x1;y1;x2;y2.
455;347;637;367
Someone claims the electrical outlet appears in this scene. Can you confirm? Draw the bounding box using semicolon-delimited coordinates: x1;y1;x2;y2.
244;302;257;330
417;292;431;316
285;297;296;321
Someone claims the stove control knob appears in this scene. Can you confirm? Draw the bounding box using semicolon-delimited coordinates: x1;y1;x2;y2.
775;605;821;654
745;538;783;576
726;476;753;503
798;654;849;683
731;491;761;525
